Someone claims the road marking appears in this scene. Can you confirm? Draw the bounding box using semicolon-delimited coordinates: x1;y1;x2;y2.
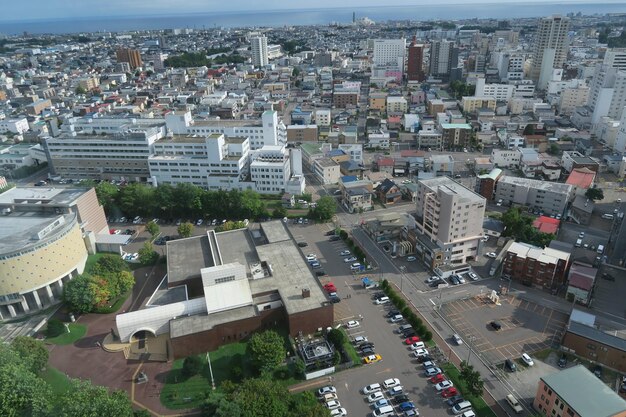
376;368;392;375
453;290;468;295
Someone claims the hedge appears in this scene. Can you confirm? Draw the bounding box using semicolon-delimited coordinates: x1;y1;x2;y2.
382;279;432;342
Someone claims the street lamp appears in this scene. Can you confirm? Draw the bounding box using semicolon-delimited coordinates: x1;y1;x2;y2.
399;266;406;292
467;335;476;363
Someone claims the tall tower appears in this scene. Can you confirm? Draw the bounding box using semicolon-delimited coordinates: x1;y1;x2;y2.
116;48;143;70
407;36;425;82
251;36;268;67
429;40;458;79
353;12;356;24
529;15;570;89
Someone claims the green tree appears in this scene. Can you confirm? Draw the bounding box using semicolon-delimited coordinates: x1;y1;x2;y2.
247;330;286;374
240;189;264;219
63;274;99;313
234;378;290;417
138;242;158;265
94;181;119;212
91;254;129;275
118;183;155;217
145;220;160;238
46;319;66;338
177;221;194;238
153;183;175;218
312;196;336;222
326;328;346;349
585;187;604;201
106;270;135;297
547;143;560;155
75;85;87;95
182;355;203;378
11;336;49;374
460;360;484;397
272;206;287;218
58;379;133;417
292;67;300;77
0;360;52;416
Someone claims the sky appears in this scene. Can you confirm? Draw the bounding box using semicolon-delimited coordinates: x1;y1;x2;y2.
1;0;622;22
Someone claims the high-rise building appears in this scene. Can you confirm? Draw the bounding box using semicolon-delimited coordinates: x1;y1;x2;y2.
429;40;459;79
251;36;268;67
414;177;486;264
603;48;626;70
529;15;570;89
116;47;143;69
588;66;626;124
373;38;406;69
407;37;425;82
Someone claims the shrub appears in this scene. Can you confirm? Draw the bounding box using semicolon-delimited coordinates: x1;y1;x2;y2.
46;319;65;338
401;306;412;317
339;230;348;240
422;330;433;342
182;355;203;378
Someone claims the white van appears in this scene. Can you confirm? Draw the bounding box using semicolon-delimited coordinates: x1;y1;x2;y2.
459;411;476;417
575;239;582;247
452;400;473;414
373;405;394;417
597;245;605;254
506;394;523;414
374;296;390;305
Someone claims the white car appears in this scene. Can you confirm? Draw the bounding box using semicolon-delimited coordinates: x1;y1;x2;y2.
424;366;442;377
325;400;341;410
345;320;360;329
350;263;362;271
353;336;368;344
413;348;429;357
390;314;404;323
486;252;497;258
340;250;351;256
383;378;401;389
453;334;463;345
317;386;336;396
306;254;317;261
406;256;416;262
426;276;440;284
457;275;466;284
410;342;426;350
330;408;347;417
344;256;358;263
362;383;381;394
434;380;453;391
422;361;437;369
468;272;479;281
367;391;385;403
521;353;534;366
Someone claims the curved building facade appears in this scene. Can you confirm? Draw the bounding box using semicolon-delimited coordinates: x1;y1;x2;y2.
0;213;88;319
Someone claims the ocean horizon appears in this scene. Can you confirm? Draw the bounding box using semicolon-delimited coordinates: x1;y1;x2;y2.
0;2;625;35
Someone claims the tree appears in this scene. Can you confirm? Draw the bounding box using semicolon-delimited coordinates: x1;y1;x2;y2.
58;379;134;417
91;254;128;275
326;329;346;349
75;85;87;95
585;187;604;201
247;330;286;374
0;360;52;416
547;143;560;156
94;181;119;212
312;196;336;222
272;206;287;219
177;221;194;238
138;242;158;265
11;336;49;374
182;355;203;378
233;378;290;417
46;319;66;337
63;274;99;313
145;220;160;238
460;360;484;397
106;271;135;297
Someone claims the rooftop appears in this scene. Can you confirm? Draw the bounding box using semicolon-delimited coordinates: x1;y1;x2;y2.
0;187;92;207
419;176;485;203
0;212;77;256
566;167;596;189
498;176;574;194
541;365;626;417
507;241;570;263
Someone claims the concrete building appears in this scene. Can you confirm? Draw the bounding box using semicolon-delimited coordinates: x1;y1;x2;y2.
315;109;331;126
429;40;458;79
588;66;626;125
565;262;597;306
474;78;514;101
0;187;109;319
475;168;503;200
441;123;472;150
250;145;304;195
461;97;497;114
251;36;269;67
369;93;388;112
313;158;341;185
387;96;408;114
529;15;570;89
490;149;521;168
502;241;570;288
373;38;406;70
0;117;29;134
333;91;359;108
534;365;626;417
560;151;599;173
116;47;143;69
339;176;374;213
414;177;486;265
115;221;333;358
495;176;574;216
287;125;318;142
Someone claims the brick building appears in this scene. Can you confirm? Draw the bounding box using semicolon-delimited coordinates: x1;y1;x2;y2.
502;241;570;289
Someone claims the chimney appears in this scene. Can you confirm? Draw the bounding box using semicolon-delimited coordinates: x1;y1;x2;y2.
302;288;310;298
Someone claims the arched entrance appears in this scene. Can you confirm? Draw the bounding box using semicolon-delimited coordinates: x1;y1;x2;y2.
127;329;169;361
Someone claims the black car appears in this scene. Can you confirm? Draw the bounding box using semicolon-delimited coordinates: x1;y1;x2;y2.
358;343;375;351
392;395;410;404
402;330;417;338
329;236;341;241
602;273;615;281
429;280;442;288
315;271;327;276
372;292;385;300
386;310;400;318
449;275;460;285
490;321;502;331
558;355;567;368
360;347;375;356
446;395;465;407
325;230;336;236
592;365;602;378
297;242;308;247
329;296;341;304
416;355;433;364
505;359;517;372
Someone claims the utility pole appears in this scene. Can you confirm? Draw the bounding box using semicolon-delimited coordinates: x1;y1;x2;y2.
206;352;216;390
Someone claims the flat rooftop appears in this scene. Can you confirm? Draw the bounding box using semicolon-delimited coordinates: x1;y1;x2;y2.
167;235;215;284
0;187;91;207
498;176;574;194
0;212;76;255
419;176;485;203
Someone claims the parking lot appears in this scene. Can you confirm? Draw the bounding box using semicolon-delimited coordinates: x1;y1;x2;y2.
441;294;568;365
289;221;488;417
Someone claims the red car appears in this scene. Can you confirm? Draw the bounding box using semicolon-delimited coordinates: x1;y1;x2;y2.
404;336;421;345
430;373;445;384
441;387;459;398
323;284;337;293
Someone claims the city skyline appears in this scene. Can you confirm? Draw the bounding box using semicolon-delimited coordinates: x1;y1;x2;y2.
1;0;624;23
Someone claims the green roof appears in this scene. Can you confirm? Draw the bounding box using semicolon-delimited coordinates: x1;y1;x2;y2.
441;123;472;129
541;365;626;417
300;142;323;155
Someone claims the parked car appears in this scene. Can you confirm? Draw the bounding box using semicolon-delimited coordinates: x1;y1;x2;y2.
363;354;382;364
374;399;390;409
345;320;360;329
353;336;368;345
449;275;460;285
406;256;416;262
426;276;440;284
490;321;502;331
386;310;400;318
558;355;568;368
405;336;420;345
389;314;404;323
468;272;479;281
435;380;453;391
409;341;426;350
374;296;390;305
442;387;459;398
430;373;445;384
343;256;357;263
306;254;317;261
521;353;534;366
383;378;401;389
387;386;404;396
505;359;517;372
362;383;381;394
330;408;347;417
425;367;442;377
398;402;415;411
329;236;341;241
446;395;465;406
297;242;308;247
367;391;385;403
325;400;341;410
486;252;497;258
340;250;351;256
392;394;410;404
453;334;463;345
350;263;362;271
413;348;429;358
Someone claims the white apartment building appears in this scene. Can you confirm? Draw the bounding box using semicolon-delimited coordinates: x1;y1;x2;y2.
603;48;626;70
529;15;570;89
165;110;285;150
491;149;521;167
475;78;514;101
559;86;590;115
338;143;364;164
149;133;252;190
313;158;341;185
372;38;406;69
387;96;408;113
0;118;29;134
251;36;268;67
588;65;626;125
315;109;331;126
613;109;626;153
495;176;574;215
250;145;293;194
415;177;486;264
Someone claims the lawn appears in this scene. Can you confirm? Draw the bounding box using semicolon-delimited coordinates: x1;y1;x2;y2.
160;356;212;409
41;367;72;396
442;363;497;417
45;323;87;345
340;329;362;365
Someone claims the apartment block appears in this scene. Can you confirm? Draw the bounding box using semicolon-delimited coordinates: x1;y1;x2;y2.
333;91;359;108
560;151;600;173
475;78;514;101
494;176;574;216
116;47;143;69
339;176;374;213
534;365;626;417
387;96;408;114
287;124;318;142
461;97;497;113
369;93;388;112
441;123;472;150
313;158;341;185
414;177;486;265
315;109;331;126
503;241;570;288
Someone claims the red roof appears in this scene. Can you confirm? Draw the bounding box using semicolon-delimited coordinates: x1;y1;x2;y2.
377;157;395;167
388;115;402;123
566;168;596;189
532;216;560;234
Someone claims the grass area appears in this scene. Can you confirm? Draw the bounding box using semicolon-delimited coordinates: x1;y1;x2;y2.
533;348;553;361
341;329;362;365
40;367;72;396
84;253;107;274
160;356;212;409
442;363;497;417
45;323;87;345
93;290;130;314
